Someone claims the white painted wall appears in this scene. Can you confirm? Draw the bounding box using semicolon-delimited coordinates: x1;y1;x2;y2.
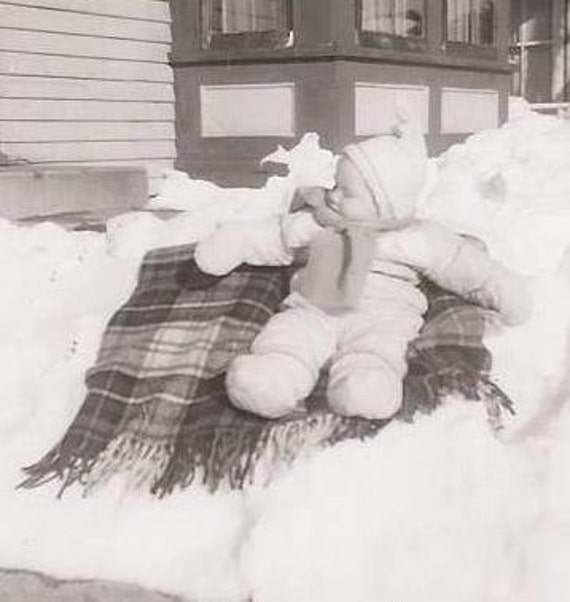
0;0;175;184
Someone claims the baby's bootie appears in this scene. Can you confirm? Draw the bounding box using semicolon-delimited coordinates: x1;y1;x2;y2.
327;363;403;420
226;352;316;418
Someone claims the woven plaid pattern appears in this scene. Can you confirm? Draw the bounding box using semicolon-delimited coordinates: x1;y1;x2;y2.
20;245;510;497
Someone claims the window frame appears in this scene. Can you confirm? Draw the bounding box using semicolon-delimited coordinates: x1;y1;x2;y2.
356;0;428;52
201;0;293;51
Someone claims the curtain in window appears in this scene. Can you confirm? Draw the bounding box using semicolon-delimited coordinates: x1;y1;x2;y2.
210;0;281;34
446;0;495;45
472;0;494;45
395;0;424;36
362;0;395;34
447;0;470;42
361;0;424;37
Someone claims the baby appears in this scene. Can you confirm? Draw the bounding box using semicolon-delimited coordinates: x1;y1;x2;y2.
195;125;531;420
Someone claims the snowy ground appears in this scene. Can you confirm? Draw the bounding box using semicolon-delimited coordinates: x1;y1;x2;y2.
1;112;570;602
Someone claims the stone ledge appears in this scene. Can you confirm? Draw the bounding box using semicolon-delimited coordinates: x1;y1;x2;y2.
0;165;148;222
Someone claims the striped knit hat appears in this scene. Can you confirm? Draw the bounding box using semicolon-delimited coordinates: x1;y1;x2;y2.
342;123;429;221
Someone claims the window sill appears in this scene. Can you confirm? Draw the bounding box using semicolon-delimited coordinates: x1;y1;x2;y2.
358;31;428;53
204;30;293;51
443;41;498;61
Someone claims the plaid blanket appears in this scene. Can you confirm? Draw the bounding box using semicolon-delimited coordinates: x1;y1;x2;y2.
20;244;513;497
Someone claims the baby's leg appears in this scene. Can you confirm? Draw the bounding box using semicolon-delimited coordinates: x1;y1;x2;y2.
227;302;337;418
327;306;424;419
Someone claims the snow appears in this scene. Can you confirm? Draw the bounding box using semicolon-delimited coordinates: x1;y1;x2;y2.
1;117;570;602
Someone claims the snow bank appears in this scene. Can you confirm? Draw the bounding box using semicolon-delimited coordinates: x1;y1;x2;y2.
419;113;570;431
420;113;570;276
0;118;569;602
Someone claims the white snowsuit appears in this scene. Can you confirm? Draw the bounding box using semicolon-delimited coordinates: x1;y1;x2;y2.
196;123;531;420
196;214;531;420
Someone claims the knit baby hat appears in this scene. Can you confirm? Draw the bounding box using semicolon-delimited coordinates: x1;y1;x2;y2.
342;122;429;221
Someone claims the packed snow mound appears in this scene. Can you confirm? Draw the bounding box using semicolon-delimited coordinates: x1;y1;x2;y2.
420;113;570;275
416;113;570;431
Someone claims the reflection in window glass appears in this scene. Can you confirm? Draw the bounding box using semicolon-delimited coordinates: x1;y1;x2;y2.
446;0;495;46
361;0;425;38
208;0;281;34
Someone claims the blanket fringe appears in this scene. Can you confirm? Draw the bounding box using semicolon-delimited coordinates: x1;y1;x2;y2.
83;436;173;495
20;372;513;497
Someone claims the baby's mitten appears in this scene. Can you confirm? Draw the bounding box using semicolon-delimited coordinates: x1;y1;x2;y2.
195;217;293;275
377;220;532;325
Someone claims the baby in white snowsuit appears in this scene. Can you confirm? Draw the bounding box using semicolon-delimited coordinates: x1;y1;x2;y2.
195;125;531;420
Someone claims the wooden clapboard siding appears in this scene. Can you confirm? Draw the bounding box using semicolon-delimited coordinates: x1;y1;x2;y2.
1;99;174;121
0;30;170;63
0;0;170;21
0;76;174;101
0;52;173;81
3;140;176;162
0;4;170;42
0;121;174;142
0;0;175;181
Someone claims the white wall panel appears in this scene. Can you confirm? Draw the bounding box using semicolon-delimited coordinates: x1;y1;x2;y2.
355;82;430;135
441;87;499;134
200;83;296;137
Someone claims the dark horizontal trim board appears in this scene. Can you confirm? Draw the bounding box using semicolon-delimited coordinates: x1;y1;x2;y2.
171;52;514;75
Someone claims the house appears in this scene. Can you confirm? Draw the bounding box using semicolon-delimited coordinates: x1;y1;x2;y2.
0;0;175;220
170;0;514;186
1;1;524;209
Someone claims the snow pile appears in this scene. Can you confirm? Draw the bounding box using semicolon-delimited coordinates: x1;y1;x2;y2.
0;117;569;602
418;113;570;430
0;219;137;440
107;133;337;263
420;113;570;276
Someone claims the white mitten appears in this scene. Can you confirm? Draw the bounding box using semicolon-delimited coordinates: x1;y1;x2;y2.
377;220;532;325
195;216;294;275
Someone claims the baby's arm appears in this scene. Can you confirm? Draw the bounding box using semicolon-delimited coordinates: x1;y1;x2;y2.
376;221;532;325
195;212;323;276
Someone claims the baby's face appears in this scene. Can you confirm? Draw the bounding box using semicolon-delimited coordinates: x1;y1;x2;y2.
329;157;378;221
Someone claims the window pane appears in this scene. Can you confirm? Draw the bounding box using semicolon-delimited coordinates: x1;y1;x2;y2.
361;0;425;38
362;0;395;35
446;0;495;45
209;0;281;34
472;0;494;45
394;0;425;37
446;0;470;42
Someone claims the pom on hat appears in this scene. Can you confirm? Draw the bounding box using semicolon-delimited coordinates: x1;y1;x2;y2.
342;119;429;220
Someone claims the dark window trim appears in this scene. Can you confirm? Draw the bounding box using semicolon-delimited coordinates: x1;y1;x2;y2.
443;0;497;52
355;0;428;52
201;0;293;51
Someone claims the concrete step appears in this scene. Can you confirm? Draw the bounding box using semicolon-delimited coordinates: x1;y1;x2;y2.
0;165;148;223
